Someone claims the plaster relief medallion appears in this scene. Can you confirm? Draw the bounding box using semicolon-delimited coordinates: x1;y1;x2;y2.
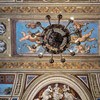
34;83;81;100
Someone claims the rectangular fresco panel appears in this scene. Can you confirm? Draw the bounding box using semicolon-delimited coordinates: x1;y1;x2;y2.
0;84;13;95
0;75;14;96
14;19;99;56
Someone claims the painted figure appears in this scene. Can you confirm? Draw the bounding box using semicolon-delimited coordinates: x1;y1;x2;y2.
19;31;42;44
73;21;86;30
26;44;37;53
41;86;53;100
53;84;63;100
73;21;89;37
75;44;89;53
75;28;96;43
73;21;84;37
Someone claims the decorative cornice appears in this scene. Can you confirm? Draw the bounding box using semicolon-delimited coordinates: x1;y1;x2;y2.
0;61;99;69
0;5;100;14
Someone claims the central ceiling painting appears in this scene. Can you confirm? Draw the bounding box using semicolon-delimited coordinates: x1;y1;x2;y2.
13;19;98;56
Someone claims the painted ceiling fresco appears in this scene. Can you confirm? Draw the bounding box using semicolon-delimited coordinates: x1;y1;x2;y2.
14;20;98;56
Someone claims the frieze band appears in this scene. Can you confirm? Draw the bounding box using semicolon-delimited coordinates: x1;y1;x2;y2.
0;61;99;69
0;6;100;14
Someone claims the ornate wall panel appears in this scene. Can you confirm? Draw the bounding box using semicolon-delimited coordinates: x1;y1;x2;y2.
0;71;99;100
0;1;100;100
14;74;23;96
0;18;11;57
21;74;93;100
25;74;39;88
76;75;89;88
89;73;100;98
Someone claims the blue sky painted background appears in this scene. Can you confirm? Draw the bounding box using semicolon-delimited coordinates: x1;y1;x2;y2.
0;84;13;95
15;20;98;55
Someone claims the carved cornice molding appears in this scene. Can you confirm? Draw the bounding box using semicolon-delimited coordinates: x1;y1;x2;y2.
0;61;100;69
0;5;100;14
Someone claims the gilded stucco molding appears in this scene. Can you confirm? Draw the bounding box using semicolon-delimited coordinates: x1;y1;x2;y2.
0;61;99;69
89;73;100;98
14;74;23;95
0;5;100;14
